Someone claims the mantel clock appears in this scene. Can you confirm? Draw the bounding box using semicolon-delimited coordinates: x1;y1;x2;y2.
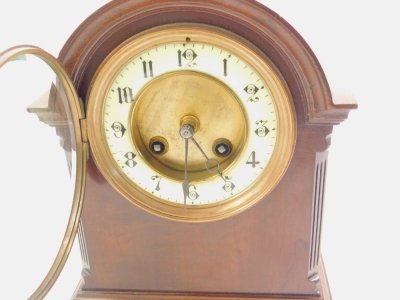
0;1;356;299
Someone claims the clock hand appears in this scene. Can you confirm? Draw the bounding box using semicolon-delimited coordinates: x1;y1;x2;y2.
183;139;189;208
190;137;225;182
179;124;195;208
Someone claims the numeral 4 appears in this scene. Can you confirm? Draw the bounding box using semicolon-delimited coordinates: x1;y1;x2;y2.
246;151;260;168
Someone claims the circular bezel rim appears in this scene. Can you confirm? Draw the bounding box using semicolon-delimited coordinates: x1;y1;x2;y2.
87;23;296;222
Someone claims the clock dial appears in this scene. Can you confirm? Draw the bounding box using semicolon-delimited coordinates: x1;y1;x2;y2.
87;24;296;221
105;42;274;204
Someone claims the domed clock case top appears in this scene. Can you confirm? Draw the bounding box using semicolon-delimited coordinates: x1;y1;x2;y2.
0;0;357;299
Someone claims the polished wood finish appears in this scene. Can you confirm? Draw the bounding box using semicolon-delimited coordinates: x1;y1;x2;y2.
73;257;331;299
59;0;356;124
27;82;73;152
56;0;356;298
74;125;331;297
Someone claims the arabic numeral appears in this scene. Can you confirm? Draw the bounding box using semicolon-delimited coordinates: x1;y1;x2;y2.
124;152;137;168
222;181;235;192
151;175;162;191
246;151;260;168
188;185;199;200
111;122;126;138
178;49;198;67
244;84;263;102
117;87;134;104
178;50;182;67
223;58;228;76
142;60;154;78
254;120;270;137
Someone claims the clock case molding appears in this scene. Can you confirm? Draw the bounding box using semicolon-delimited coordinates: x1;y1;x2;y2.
53;0;357;299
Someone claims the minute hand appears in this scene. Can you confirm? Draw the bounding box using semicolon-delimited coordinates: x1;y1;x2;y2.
190;137;225;182
182;138;189;208
179;124;195;208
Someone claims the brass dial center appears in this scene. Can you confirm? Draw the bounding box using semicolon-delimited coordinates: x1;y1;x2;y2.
130;71;246;181
180;115;200;134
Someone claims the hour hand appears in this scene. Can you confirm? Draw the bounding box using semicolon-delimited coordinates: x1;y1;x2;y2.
179;124;195;208
190;136;225;182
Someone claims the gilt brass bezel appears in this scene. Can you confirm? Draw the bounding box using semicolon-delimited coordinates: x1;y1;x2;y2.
0;46;87;299
87;24;296;222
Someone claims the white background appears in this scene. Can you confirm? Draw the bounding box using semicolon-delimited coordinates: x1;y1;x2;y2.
0;1;399;299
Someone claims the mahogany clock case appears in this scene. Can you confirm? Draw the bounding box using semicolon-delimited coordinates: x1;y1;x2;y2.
53;0;356;299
